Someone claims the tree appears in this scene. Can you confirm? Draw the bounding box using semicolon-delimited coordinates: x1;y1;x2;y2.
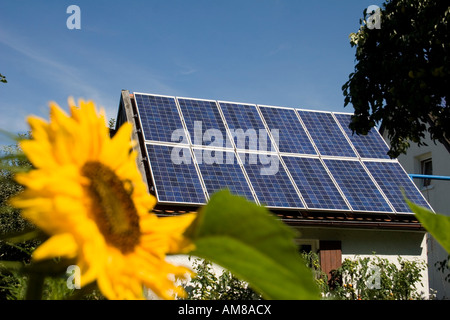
0;133;37;262
0;73;6;84
0;136;37;300
342;0;450;158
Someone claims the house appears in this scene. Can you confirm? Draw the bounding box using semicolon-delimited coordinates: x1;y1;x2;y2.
381;127;450;299
114;89;433;298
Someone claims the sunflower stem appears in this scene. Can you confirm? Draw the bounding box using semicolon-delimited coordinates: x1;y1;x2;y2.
25;272;45;300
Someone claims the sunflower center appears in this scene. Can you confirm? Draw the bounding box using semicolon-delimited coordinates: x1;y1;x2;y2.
81;161;140;254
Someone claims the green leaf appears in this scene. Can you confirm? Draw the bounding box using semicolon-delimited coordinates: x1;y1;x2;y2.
0;260;23;271
185;189;320;300
0;228;43;243
0;128;22;143
406;198;450;253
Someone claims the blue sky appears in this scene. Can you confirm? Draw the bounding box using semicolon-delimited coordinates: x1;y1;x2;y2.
0;0;383;145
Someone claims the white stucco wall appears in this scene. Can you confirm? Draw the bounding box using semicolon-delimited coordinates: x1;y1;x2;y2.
383;131;450;299
296;226;430;298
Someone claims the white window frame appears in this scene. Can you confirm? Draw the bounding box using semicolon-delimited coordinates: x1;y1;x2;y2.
295;239;319;254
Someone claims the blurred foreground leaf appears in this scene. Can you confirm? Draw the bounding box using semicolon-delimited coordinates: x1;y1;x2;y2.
185;189;320;300
406;199;450;253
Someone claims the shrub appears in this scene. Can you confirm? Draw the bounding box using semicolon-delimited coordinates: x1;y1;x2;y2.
328;255;427;300
182;257;261;300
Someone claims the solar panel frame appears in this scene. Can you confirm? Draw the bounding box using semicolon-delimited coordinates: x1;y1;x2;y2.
333;112;391;159
297;109;358;158
218;101;277;153
176;97;233;149
323;158;394;213
193;147;258;203
134;92;189;145
257;104;318;156
281;155;352;212
144;143;207;205
363;160;434;214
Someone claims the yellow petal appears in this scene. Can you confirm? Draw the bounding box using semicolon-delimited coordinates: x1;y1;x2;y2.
141;213;196;254
32;233;78;261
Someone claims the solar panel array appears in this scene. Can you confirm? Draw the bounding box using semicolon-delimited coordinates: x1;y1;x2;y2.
134;92;432;214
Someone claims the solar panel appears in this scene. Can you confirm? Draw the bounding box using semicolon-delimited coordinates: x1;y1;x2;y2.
333;113;390;159
298;110;357;157
238;152;304;209
219;102;276;152
364;161;432;213
323;159;393;213
258;106;317;155
177;98;232;148
194;149;256;202
145;144;206;205
132;92;431;215
134;93;187;144
282;156;350;211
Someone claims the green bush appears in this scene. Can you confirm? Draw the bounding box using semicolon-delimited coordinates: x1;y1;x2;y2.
0;137;39;263
328;255;427;300
300;251;329;294
181;252;428;300
182;257;261;300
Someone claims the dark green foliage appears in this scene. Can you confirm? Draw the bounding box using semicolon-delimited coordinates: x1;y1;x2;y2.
183;257;262;300
184;253;428;300
300;251;329;294
328;255;427;300
0;133;37;262
342;0;450;157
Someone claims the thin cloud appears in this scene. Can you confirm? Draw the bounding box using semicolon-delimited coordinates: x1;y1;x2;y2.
266;43;291;57
179;67;197;76
0;29;180;125
0;29;108;104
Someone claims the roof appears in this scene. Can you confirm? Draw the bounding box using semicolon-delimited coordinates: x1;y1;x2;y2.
116;90;427;231
152;204;424;231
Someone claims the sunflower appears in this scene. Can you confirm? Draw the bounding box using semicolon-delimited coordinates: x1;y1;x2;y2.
11;98;196;300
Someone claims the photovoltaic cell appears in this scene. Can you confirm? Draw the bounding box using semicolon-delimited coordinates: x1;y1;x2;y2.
238;152;304;208
194;149;255;202
146;144;206;204
219;102;276;152
259;106;316;155
333;113;390;159
324;159;392;213
134;93;187;143
298;110;357;157
282;156;350;211
177;98;232;148
364;161;432;213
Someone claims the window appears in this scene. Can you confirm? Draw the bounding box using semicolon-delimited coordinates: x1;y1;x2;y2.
298;244;312;253
421;158;433;187
296;240;319;270
296;240;342;287
296;240;319;254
